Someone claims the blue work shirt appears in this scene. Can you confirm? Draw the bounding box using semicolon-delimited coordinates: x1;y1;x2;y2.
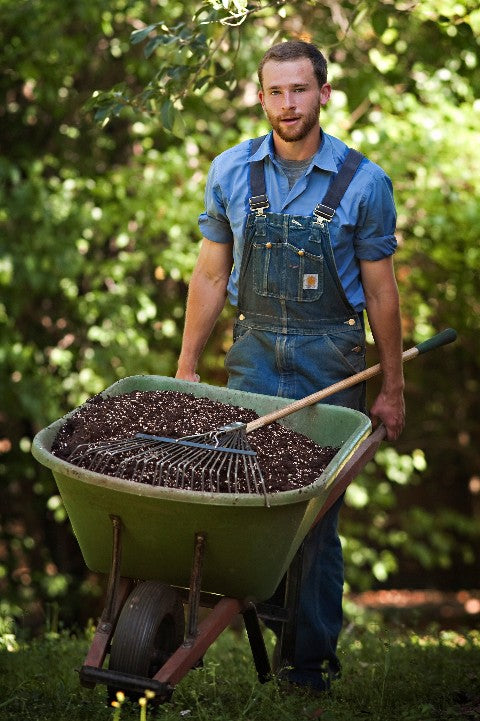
198;130;397;311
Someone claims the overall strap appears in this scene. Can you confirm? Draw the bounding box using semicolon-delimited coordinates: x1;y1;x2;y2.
314;148;364;222
249;135;269;214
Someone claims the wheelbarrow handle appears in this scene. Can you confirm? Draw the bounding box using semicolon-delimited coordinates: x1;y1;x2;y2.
312;423;387;526
245;329;457;433
401;327;458;362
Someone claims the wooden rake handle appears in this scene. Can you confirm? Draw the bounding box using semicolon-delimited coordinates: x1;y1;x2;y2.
245;328;457;433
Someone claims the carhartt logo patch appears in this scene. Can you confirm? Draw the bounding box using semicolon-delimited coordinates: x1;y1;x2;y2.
303;273;318;290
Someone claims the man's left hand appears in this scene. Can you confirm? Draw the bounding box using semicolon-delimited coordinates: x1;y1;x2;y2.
369;390;405;441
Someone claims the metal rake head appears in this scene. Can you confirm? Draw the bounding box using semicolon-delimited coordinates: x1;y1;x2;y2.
67;422;269;500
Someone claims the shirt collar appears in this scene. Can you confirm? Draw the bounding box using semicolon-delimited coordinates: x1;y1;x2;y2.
249;132;274;162
249;130;338;173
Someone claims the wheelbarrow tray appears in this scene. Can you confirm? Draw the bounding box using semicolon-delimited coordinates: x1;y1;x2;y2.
32;375;371;601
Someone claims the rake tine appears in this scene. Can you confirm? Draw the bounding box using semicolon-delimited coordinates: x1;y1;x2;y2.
67;422;270;504
115;442;156;481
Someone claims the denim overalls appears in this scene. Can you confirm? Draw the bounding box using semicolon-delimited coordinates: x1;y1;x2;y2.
225;138;368;691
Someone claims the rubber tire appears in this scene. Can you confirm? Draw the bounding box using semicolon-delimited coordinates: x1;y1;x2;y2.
108;580;185;705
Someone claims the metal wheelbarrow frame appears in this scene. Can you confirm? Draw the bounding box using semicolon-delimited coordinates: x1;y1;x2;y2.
31;375;382;704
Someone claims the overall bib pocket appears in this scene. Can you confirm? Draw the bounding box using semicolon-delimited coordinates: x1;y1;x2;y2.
252;241;324;302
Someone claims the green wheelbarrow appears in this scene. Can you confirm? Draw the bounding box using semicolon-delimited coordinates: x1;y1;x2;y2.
30;330;456;704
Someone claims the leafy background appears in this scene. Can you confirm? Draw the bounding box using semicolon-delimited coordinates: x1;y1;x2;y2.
1;0;479;633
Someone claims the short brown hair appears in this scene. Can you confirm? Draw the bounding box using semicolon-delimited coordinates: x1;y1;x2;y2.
258;40;328;89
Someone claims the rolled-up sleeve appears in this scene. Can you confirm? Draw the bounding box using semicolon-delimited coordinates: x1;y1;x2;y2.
198;158;234;244
354;173;397;260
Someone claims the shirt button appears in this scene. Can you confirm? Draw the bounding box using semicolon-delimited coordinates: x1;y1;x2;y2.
266;242;272;249
239;314;245;321
347;318;355;326
298;249;305;256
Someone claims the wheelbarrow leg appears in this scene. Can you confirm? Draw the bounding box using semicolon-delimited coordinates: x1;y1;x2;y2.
80;515;133;686
185;531;206;644
277;541;305;670
243;603;272;683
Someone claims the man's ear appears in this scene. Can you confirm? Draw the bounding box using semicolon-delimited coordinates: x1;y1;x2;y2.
258;89;265;109
320;83;332;106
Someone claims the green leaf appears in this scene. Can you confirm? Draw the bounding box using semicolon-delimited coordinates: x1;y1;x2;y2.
130;23;160;45
144;35;175;58
194;74;212;90
161;99;175;130
172;106;186;138
94;106;113;123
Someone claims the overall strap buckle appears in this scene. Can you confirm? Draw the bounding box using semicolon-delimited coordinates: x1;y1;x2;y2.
249;194;269;215
313;203;335;223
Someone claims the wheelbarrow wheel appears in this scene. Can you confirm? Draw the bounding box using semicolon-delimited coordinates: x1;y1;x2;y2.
107;580;185;706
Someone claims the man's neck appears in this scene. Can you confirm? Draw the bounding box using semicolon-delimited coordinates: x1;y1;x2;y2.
272;126;322;161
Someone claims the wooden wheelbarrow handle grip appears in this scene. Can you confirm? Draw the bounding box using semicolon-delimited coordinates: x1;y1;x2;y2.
312;423;387;527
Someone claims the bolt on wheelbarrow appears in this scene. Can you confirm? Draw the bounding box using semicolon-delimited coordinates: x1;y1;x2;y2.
30;330;456;706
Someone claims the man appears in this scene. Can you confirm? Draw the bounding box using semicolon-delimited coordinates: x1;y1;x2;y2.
176;40;405;692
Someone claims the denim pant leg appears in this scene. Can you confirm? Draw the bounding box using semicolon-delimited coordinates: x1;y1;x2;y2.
226;328;366;690
288;493;344;690
225;328;281;397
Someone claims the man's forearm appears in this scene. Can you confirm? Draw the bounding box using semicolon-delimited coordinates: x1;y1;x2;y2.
176;269;228;376
366;291;404;394
361;257;404;390
176;238;233;379
361;256;405;439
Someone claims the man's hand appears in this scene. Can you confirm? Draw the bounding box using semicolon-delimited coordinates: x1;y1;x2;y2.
369;389;405;441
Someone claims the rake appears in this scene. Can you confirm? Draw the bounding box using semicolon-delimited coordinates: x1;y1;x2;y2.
67;329;456;499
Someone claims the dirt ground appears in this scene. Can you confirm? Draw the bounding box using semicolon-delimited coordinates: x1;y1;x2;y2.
349;588;480;629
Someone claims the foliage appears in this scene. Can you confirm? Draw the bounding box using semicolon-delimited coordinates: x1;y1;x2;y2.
1;0;479;627
0;624;479;720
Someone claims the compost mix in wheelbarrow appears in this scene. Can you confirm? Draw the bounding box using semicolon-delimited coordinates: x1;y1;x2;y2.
51;390;339;494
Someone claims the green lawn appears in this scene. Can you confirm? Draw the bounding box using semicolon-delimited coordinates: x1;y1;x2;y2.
1;618;479;721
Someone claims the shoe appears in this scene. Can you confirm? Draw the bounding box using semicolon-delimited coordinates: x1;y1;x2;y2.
272;642;340;696
277;665;337;696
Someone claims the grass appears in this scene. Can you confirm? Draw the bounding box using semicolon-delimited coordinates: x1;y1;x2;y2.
0;615;479;721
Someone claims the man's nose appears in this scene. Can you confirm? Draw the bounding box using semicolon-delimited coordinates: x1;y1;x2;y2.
282;92;295;109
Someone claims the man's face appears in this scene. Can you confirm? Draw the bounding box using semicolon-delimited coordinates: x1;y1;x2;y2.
258;58;331;144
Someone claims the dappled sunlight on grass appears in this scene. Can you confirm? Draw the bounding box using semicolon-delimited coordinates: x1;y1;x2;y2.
0;623;479;720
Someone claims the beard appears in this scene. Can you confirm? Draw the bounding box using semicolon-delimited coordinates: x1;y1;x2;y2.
265;99;321;143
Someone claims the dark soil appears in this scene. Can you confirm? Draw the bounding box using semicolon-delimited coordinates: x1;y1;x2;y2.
51;390;338;495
